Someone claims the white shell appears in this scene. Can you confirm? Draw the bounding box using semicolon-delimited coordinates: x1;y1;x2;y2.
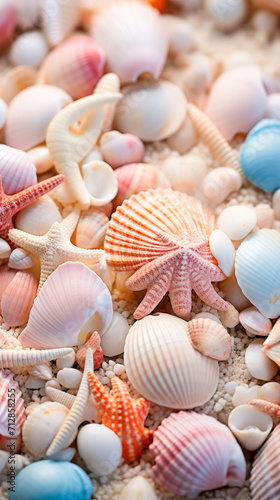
0;98;7;129
8;31;48;68
239;307;272;337
25;376;45;389
48;448;76;462
228;404;273;451
0;144;37;195
114;80;187;142
26;146;53;174
253;204;274;229
19;262;113;349
0;348;74;369
56;351;76;371
40;0;80;46
245;338;278;381
264;318;280;347
186;317;231;361
205;0;247;31
8;248;35;270
219;272;251;311
27;362;53;381
210;229;235;277
119;476;158;500
91;1;168;84
166;115;197;154
89;254;115;292
264;93;280;120
99;131;144;169
0;238;11;259
15;196;62;235
163;15;194;54
232;385;261;407
81;160;118;206
57;368;82;389
124;313;219;409
101;311;130;357
259;382;280;404
93;73;121;135
217;206;257;241
201;167;242;205
14;0;39;29
161;154;206;195
77;423;122;476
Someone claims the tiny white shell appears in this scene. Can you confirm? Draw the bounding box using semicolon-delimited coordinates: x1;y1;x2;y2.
259;382;280;404
26;146;53;174
201;167;242;206
56;351;76;371
8;31;49;68
81;161;118;206
228;404;273;451
163;15;194;53
119;476;158;500
217;206;257;241
245;338;278;381
232;385;261;407
253;204;274;229
205;0;247;31
15;196;62;235
161;154;207;195
99;131;144;169
8;248;35;270
0;144;37;195
57;368;82;389
101;311;130;357
239;307;272;337
25;376;45;389
210;229;235;277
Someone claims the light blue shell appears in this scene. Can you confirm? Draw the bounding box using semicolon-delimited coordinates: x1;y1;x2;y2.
235;229;280;319
240;119;280;193
8;460;93;500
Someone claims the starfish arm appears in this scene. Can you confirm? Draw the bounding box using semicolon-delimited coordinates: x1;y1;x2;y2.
88;370;115;411
64;242;104;263
111;377;133;403
126;252;178;291
133;398;150;426
60;208;80;238
8;228;45;254
169;275;192;319
192;277;228;311
133;271;173;320
249;399;280;419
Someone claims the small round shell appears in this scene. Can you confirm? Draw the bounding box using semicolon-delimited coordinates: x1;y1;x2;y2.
100;131;144;169
75;210;109;249
217;206;257;241
245;338;278;381
186;317;231;360
15;196;62;236
239;307;272;337
9;31;48;68
209;229;235;277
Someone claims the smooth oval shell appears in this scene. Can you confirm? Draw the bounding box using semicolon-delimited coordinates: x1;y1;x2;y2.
101;311;130;357
259;382;280;404
228;404;273;451
119;476;158;500
9;31;48;68
219;272;251;311
1;271;37;327
210;229;235;277
245;338;278;381
253;204;274;229
26;146;53;174
161;154;206;195
75;210;109;249
15;196;62;235
57;368;82;389
0;145;37;195
124;313;219;409
100;131;144;169
186;317;232;360
217;206;257;241
0;370;25;437
166;114;197;154
239;306;272;336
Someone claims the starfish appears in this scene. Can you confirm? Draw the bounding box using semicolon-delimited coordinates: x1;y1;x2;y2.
249;399;280;419
9;208;104;291
88;371;153;461
0;173;64;249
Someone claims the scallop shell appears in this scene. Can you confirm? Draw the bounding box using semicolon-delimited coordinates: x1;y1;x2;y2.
19;262;113;349
161;154;206;195
114;80;187;142
0;348;74;369
91;0;168;84
5;85;73;151
75;210;109;249
1;270;37;327
228;404;273;451
119;476;158;500
239;306;272;336
209;229;235;277
37;35;106;100
235;229;280;318
81;160;118;206
205;0;247;30
150;411;246;496
75;331;103;369
113;163;171;207
0;145;37;195
99;131;144;169
201;167;242;205
259;382;280;404
204;66;267;141
264;317;280;347
8;248;35;270
40;0;80;46
0;66;37;105
0;370;25;437
186;317;231;360
245;338;278;381
26;146;53;175
9;31;48;69
124;313;219;409
263;343;280;367
27;362;53;381
93;73;121;135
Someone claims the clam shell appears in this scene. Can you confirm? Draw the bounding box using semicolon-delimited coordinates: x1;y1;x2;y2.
150;411;246;496
0;145;37;195
124;313;219;409
101;311;130;357
91;0;168;84
1;270;37;327
40;0;80;46
245;338;278;381
57;368;82;389
0;370;25;437
19;262;113;349
81;160;118;206
9;31;48;69
26;146;53;175
217;206;257;241
228;404;273;451
209;229;235;277
239;306;272;336
265;93;280;120
205;0;247;30
114;80;187;142
75;210;109;249
0;65;36;105
161;154;206;195
15;196;62;236
119;476;158;500
5;85;73;151
8;248;35;270
0;347;74;368
37;35;106;99
253;204;274;229
259;382;280;404
99;131;144;169
186;317;232;360
202;167;242;205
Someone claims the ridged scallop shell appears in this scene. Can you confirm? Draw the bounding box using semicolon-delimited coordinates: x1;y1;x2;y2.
263;343;280;367
19;262;113;349
91;0;168;84
202;167;242;205
0;145;37;195
1;270;37;327
204;66;267;141
0;348;74;368
0;66;37;105
124;313;219;409
235;229;280;318
114;80;187;142
99;131;144;169
239;306;272;336
119;476;158;500
186;317;231;360
0;370;25;437
228;404;273;451
113;163;171;207
150;411;246;496
37;35;106;99
264;317;280;347
5;85;73;151
75;210;109;249
8;248;35;270
40;0;80;46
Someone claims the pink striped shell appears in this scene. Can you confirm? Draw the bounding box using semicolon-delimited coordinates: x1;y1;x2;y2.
0;145;37;195
0;370;25;437
1;270;37;327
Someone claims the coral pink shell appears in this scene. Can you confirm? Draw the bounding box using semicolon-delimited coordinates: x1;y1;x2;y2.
76;331;103;369
0;370;25;437
1;270;37;327
0;145;37;195
186;317;232;360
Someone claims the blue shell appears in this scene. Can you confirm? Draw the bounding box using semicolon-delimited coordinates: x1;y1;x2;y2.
8;460;93;500
240;119;280;193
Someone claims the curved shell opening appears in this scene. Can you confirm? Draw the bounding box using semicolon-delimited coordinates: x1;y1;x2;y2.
78;311;106;345
229;405;273;433
81;161;118;206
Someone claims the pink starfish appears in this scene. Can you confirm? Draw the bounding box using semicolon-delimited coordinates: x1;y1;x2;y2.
0;173;64;248
249;399;280;419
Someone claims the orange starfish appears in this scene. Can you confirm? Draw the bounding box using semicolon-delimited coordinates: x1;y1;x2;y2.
88;371;153;461
0;173;64;248
249;399;280;419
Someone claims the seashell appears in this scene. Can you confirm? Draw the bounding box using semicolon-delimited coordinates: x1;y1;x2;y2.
0;144;37;195
101;311;130;357
201;167;242;205
46;91;122;209
186;317;232;360
14;0;39;29
0;266;17;301
240;119;280;193
105;189;227;319
204;66;267;141
239;306;272;336
232;385;261;407
161;154;206;195
75;210;109;250
81;160;118;206
150;411;246;496
5;85;73;151
83;147;103;164
8;248;35;270
0;238;11;259
0;98;7;129
57;368;82;389
0;65;36;105
93;73;121;135
91;1;168;84
0;1;16;45
0;347;74;369
219;272;251;311
228;404;273;451
205;0;247;31
27;362;53;381
49;447;76;462
26;146;53;174
25;376;45;389
40;0;80;46
166;114;197;154
245;338;278;381
19;262;113;349
163;15;194;54
264;317;280;347
11;460;93;500
75;331;103;369
99;131;144;169
113;163;171;207
253;204;274;229
249;0;280;14
46;387;101;424
9;31;48;69
180;53;213;102
1;270;37;326
187;103;243;175
263;343;280;367
209;229;235;277
89;254;115;292
114;80;187;142
259;382;280;404
15;196;62;236
56;351;76;371
77;423;122;476
0;370;25;437
217;206;257;241
124;313;219;409
37;35;106;100
119;476;158;500
250;423;280;500
265;93;280;120
235;229;280;318
192;312;221;323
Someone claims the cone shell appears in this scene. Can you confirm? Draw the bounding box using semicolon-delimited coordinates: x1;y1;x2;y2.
202;167;242;205
99;131;144;169
150;411;246;496
15;196;62;236
75;210;109;249
124;313;219;409
37;35;106;100
19;262;113;349
8;248;35;270
0;66;37;105
209;229;235;277
0;370;25;437
186;317;232;360
91;0;168;84
41;0;80;46
1;270;37;327
239;306;272;336
0;145;37;195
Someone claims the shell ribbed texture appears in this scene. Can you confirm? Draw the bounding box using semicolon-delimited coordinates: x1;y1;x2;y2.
0;347;73;368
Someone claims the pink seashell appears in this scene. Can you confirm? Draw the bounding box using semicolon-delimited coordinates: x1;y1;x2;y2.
0;330;5;347
100;131;144;169
186;317;232;360
204;66;268;141
0;266;17;306
75;210;109;249
0;2;17;45
1;270;37;327
239;306;272;337
150;411;246;497
113;163;171;207
0;370;25;437
75;331;103;369
37;35;106;100
0;145;37;195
